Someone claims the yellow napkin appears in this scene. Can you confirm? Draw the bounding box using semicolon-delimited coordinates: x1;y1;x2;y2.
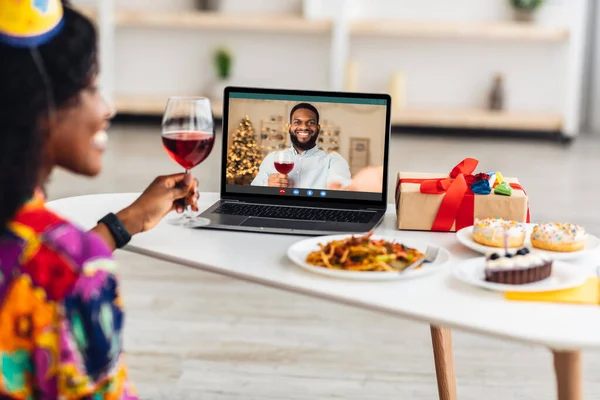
504;277;600;305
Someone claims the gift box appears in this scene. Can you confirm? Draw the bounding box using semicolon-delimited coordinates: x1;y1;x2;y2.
395;158;530;232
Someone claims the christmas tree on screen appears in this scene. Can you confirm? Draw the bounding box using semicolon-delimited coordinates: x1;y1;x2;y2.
226;115;264;184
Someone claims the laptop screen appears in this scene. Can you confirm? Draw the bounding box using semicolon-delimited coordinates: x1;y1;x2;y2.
222;88;390;204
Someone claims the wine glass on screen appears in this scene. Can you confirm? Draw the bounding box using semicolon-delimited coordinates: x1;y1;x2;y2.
161;97;215;227
274;149;294;186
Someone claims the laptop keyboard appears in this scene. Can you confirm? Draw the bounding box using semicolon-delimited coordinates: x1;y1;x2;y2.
214;203;374;224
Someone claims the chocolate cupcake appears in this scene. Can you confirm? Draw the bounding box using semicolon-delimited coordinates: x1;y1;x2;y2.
484;248;552;285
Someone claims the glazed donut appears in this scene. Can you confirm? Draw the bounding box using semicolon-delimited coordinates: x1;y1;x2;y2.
472;217;526;248
531;223;586;252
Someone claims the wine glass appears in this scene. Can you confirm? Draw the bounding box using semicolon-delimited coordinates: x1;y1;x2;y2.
161;97;215;227
274;149;294;186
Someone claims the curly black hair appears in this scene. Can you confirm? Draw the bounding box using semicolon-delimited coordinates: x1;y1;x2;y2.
290;103;320;124
0;5;98;229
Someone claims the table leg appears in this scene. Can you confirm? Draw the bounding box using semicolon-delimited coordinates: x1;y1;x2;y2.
553;350;582;400
430;325;457;400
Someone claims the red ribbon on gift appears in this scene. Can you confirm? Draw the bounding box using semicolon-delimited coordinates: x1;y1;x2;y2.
396;158;530;231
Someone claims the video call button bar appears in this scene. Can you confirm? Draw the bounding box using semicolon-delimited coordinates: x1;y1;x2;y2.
226;185;382;202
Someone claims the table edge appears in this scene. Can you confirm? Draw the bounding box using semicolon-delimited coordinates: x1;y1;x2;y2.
47;193;597;352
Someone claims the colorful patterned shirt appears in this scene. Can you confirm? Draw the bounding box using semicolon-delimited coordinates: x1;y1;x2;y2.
0;193;138;399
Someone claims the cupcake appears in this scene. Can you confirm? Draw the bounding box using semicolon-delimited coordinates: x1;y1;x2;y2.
531;223;586;252
485;248;552;285
472;217;526;248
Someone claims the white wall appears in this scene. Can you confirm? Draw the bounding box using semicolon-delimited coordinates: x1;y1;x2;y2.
75;0;586;125
114;30;331;96
351;39;567;112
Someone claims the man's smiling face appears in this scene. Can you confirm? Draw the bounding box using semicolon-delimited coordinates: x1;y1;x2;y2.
289;107;320;151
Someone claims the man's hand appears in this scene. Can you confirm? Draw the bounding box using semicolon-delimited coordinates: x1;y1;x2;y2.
267;173;289;187
328;166;383;192
91;173;198;250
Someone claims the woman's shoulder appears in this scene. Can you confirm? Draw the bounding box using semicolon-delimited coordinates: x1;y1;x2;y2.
13;203;113;258
2;204;115;301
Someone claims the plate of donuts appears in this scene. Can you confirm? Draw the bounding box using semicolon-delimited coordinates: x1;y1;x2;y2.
456;218;600;261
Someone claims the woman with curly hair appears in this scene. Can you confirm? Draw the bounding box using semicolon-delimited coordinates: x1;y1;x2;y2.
0;1;199;398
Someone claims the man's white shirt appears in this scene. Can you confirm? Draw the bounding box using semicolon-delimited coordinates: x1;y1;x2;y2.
251;146;352;189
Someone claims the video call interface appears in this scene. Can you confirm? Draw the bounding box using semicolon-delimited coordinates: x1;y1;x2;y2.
225;92;388;202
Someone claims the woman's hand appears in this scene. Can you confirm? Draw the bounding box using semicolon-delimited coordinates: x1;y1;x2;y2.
122;173;199;233
91;173;198;250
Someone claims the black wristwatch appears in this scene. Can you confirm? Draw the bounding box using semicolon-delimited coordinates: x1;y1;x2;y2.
98;213;132;249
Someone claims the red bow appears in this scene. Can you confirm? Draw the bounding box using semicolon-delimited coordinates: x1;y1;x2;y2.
419;158;478;231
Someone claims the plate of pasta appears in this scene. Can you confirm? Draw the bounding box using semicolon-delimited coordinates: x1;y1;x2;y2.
287;232;451;280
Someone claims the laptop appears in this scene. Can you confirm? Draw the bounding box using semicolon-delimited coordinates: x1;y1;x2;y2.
199;86;392;235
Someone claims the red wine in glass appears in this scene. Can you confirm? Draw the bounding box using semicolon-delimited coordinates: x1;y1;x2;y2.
162;97;214;228
274;161;294;175
162;131;215;170
274;150;294;182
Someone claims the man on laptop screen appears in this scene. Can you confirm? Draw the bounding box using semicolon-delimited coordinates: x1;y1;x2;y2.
223;90;387;201
251;103;352;189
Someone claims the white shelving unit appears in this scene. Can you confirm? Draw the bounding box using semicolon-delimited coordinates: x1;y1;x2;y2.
350;20;569;42
76;0;590;137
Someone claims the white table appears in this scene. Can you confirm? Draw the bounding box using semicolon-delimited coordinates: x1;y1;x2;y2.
47;192;600;400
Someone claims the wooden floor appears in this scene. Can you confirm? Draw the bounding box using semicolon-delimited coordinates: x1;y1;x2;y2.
47;126;600;399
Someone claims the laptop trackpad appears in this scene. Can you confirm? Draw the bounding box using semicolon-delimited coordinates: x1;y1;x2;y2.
241;217;325;231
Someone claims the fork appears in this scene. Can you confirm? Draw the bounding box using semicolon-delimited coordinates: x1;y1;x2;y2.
403;246;439;272
423;246;439;264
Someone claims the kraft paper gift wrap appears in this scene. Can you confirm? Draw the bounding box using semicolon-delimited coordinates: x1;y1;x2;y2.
395;158;529;232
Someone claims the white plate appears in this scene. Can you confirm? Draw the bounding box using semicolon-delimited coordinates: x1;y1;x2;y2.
452;258;589;293
456;224;600;260
287;234;450;281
